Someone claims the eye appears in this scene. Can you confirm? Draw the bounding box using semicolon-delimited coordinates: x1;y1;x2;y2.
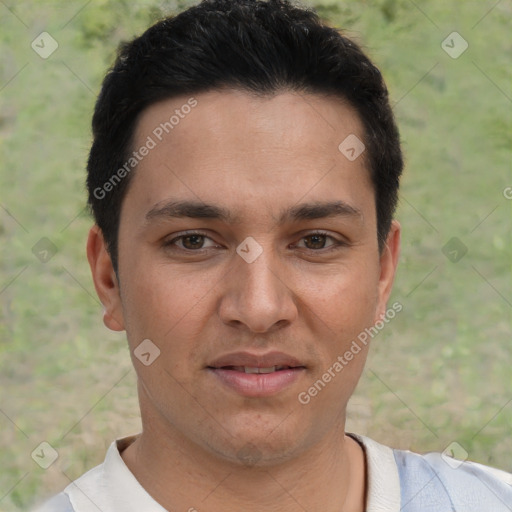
295;232;344;251
163;231;218;251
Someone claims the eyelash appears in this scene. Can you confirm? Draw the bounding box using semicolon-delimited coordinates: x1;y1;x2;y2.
162;230;347;253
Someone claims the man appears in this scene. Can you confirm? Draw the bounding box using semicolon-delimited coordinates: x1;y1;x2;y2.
36;0;512;510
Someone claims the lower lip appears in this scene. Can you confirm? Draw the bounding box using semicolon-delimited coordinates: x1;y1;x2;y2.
208;368;305;397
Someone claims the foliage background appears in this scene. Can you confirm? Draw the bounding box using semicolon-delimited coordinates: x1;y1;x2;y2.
0;0;511;509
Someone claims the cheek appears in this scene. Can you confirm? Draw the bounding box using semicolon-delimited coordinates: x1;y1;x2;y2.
120;276;205;401
299;262;380;338
120;261;210;347
299;269;377;406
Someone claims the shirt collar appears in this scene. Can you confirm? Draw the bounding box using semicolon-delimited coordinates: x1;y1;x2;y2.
348;433;401;512
67;433;401;511
66;435;166;512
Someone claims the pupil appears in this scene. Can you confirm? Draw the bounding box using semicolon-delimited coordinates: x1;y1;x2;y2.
307;234;325;249
185;235;203;249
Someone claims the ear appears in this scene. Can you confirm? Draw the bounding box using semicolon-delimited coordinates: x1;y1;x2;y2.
86;225;125;331
375;220;401;323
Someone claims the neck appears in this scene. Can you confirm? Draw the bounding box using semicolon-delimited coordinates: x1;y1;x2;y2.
121;394;366;512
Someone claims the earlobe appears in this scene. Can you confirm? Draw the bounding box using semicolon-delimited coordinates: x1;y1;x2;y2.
103;308;125;331
86;225;125;332
375;220;401;322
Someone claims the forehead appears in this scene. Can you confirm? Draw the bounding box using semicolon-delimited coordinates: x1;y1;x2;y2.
124;89;373;224
134;88;365;158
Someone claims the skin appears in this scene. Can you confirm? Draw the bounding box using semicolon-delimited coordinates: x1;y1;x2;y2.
87;89;400;512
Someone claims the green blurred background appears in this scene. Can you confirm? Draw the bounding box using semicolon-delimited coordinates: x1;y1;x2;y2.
0;0;511;509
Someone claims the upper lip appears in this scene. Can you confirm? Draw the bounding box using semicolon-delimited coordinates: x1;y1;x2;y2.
207;351;305;369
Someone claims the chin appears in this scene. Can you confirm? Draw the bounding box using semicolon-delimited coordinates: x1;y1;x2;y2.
202;413;315;468
208;437;303;469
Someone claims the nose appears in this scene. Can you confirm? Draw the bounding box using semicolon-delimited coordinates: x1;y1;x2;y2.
218;244;298;334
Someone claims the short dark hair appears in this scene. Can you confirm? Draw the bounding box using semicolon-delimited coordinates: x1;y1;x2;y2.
87;0;403;272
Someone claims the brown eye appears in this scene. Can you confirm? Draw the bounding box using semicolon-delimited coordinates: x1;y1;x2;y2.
294;232;348;254
181;234;206;250
163;231;217;251
304;234;328;249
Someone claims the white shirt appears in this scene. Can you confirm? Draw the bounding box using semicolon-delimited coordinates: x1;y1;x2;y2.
34;433;512;511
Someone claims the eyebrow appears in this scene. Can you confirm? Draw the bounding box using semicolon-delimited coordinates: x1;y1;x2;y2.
145;200;236;223
145;199;362;225
280;201;362;225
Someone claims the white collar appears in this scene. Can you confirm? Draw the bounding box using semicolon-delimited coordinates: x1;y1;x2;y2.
65;435;166;511
66;434;401;511
348;433;401;512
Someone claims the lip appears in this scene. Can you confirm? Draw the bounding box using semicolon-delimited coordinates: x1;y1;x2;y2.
207;350;305;369
207;351;306;397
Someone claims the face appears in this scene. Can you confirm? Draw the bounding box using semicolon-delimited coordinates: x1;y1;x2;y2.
88;89;400;466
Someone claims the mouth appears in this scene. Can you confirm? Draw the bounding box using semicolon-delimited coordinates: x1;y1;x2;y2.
206;352;307;397
210;365;302;374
